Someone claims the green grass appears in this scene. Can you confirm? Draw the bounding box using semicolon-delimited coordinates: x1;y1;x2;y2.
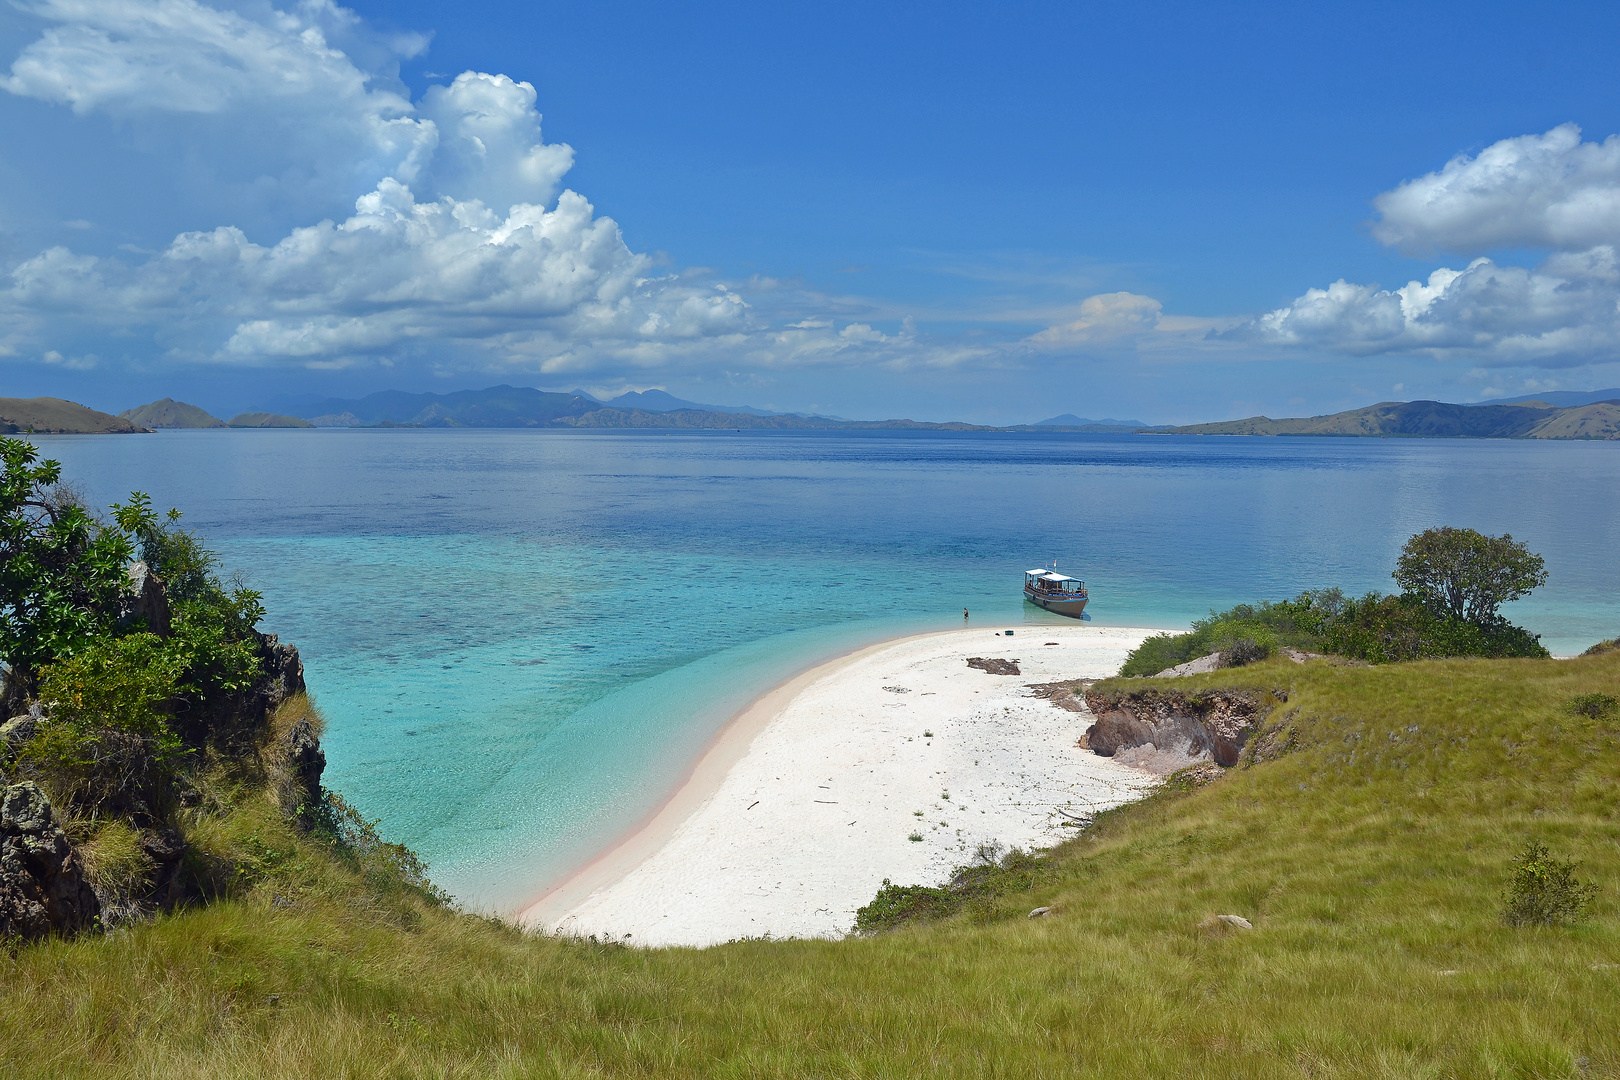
4;651;1619;1077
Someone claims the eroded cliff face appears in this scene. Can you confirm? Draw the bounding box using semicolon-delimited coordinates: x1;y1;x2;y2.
1081;686;1286;774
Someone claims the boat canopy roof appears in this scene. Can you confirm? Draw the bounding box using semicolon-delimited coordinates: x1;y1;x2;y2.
1026;569;1083;583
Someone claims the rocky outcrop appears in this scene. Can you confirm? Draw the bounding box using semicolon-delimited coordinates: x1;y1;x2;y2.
118;561;171;637
0;781;100;939
1152;653;1223;678
0;710;39;760
171;634;306;751
967;657;1021;675
1082;687;1284;773
260;634;306;709
138;826;190;911
287;719;326;826
1026;681;1088;712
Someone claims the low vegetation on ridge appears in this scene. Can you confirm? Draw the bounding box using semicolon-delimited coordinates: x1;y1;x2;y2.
1121;526;1551;676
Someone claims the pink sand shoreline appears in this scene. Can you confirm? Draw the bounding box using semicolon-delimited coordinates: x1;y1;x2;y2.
513;627;962;928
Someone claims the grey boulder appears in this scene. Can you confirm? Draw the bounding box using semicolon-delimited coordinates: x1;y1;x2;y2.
0;781;100;940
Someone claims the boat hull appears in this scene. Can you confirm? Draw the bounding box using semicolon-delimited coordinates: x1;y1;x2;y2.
1023;587;1088;618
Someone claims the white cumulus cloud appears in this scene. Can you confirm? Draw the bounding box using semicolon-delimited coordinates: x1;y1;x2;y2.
1234;125;1620;368
0;0;768;372
1025;292;1163;349
4;0;437;189
1239;250;1620;366
1371;124;1620;256
8;178;751;365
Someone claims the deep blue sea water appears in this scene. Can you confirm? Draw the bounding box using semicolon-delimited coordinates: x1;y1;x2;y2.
26;429;1620;910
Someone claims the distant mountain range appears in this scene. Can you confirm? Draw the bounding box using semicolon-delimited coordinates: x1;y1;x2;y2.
1472;388;1620;408
591;389;796;418
253;385;810;427
1163;398;1620;439
1034;413;1155;431
118;398;311;429
247;386;1177;432
15;386;1620;439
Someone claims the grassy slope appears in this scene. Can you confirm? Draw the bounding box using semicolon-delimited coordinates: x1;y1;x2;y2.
3;651;1618;1078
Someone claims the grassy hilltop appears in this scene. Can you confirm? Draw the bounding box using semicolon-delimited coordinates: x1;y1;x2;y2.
2;648;1615;1078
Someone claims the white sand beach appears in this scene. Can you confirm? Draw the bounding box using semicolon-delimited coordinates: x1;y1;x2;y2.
519;623;1163;947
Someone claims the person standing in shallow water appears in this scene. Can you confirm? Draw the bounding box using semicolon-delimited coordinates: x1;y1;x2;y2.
963;608;969;622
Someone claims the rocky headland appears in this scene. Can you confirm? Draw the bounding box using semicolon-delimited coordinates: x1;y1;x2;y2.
0;561;323;941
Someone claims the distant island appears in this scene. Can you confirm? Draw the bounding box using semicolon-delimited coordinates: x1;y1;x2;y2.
118;398;225;429
1160;396;1620;440
0;396;145;434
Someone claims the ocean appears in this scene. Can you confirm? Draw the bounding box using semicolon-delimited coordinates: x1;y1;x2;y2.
27;428;1620;910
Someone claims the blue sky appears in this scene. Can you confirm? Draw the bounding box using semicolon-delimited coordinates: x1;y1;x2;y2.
2;0;1619;423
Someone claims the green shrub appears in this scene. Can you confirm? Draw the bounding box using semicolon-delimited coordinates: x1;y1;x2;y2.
1569;693;1619;721
854;845;1046;934
1120;632;1198;677
21;634;188;814
312;792;447;906
1502;839;1597;927
113;493;266;705
1120;590;1342;675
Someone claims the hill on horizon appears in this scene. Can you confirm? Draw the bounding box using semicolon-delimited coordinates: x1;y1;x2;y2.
1472;387;1620;408
252;384;984;431
227;412;314;428
1163;397;1620;440
594;388;797;418
1035;413;1150;428
119;398;225;429
0;396;145;434
266;384;829;426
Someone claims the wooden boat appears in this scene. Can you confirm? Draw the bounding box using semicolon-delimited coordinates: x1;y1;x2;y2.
1023;567;1088;617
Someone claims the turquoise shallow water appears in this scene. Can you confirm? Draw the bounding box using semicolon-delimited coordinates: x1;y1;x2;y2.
27;429;1620;909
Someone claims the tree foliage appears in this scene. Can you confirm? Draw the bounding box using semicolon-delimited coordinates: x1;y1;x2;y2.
0;440;134;694
0;438;269;766
1321;593;1546;664
1394;526;1547;625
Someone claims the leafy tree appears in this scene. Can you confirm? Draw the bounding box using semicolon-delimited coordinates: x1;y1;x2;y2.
1394;527;1547;625
0;439;134;704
